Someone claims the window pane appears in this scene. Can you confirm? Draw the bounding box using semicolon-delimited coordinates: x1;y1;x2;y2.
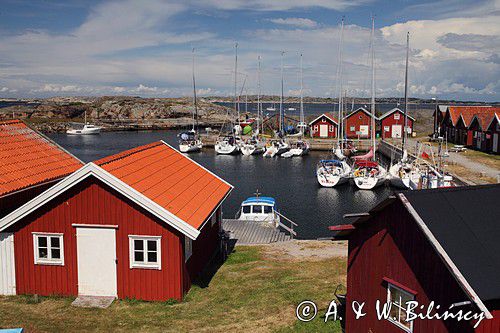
147;240;157;251
263;206;272;214
51;249;61;259
51;237;60;248
253;206;263;213
134;239;143;251
38;236;47;247
38;247;48;258
242;206;251;214
134;250;144;262
148;251;157;263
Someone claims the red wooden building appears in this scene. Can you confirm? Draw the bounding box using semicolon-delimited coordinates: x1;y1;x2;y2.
0;119;83;219
344;107;375;139
486;114;500;154
0;141;233;301
379;108;415;139
309;113;338;138
331;185;499;333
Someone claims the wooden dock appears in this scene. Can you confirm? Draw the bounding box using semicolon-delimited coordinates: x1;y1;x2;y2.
222;219;292;245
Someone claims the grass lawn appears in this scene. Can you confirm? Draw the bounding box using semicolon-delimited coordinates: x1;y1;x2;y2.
0;245;346;332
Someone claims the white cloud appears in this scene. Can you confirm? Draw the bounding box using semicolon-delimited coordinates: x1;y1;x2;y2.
196;0;370;11
133;84;158;93
267;18;318;28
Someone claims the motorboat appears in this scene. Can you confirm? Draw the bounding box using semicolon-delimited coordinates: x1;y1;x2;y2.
241;136;266;156
316;159;351;187
178;130;202;153
281;140;309;157
263;139;289;157
66;123;101;135
236;196;280;226
215;135;241;155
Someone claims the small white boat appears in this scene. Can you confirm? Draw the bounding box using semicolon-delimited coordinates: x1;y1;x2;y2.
66;123;101;135
263;139;289;157
236;196;280;226
241;137;266;156
352;160;387;190
178;131;202;153
215;135;241;155
316;159;351;187
282;140;309;157
266;107;276;112
287;107;296;111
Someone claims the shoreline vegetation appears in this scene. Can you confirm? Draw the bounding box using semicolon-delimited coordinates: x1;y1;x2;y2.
0;241;347;333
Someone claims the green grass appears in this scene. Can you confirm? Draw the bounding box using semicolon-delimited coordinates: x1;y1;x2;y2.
0;246;346;332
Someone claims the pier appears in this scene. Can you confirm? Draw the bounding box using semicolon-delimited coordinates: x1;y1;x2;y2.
222;219;294;245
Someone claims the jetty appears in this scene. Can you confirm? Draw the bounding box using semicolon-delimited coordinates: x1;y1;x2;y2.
222;219;293;245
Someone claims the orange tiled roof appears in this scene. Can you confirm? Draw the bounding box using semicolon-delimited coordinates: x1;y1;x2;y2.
470;108;500;130
447;106;500;127
95;141;232;230
0;120;83;197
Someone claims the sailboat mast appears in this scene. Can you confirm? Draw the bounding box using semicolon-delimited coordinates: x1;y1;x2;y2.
234;42;240;128
280;51;284;133
257;55;262;135
370;16;376;161
299;53;304;129
192;47;198;131
337;17;345;146
402;31;410;149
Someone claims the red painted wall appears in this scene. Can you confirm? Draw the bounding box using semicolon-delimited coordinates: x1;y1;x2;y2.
380;111;414;139
345;110;372;138
310;116;337;138
346;201;498;332
8;177;215;301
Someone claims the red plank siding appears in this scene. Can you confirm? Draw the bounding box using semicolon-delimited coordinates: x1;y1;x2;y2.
345;110;372;138
380;110;414;139
346;201;497;332
310;115;337;138
9;177;188;301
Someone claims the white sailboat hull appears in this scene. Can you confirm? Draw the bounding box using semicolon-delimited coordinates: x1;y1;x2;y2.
263;146;277;158
215;143;240;155
179;140;202;153
317;170;350;187
241;144;265;156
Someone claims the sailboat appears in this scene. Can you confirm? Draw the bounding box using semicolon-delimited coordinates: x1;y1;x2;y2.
388;32;420;188
66;109;101;135
216;42;241;155
353;17;387;190
316;18;351;186
179;48;203;153
241;56;266;156
283;53;310;157
264;51;289;157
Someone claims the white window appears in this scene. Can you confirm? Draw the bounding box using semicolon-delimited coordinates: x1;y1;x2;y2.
314;125;318;131
129;236;161;269
33;233;64;265
394;113;400;120
350;126;355;131
387;283;415;332
184;237;193;262
329;125;334;132
384;126;390;132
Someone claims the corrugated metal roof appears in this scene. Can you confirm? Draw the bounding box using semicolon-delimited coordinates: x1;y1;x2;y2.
0;120;83;197
95;141;232;230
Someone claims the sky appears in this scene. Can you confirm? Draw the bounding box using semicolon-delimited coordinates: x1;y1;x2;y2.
0;0;499;101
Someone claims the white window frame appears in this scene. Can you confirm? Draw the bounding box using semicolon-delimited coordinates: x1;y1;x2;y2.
32;232;64;266
394;113;401;120
129;235;161;270
350;126;355;131
184;236;193;262
387;283;415;332
384;126;390;132
314;125;318;131
329;125;334;132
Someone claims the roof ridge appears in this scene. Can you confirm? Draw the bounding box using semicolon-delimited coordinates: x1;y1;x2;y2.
95;141;164;166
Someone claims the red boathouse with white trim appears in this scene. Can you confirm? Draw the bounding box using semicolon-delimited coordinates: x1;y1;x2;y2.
344;107;375;139
0;141;233;301
309;113;338;138
379;108;415;139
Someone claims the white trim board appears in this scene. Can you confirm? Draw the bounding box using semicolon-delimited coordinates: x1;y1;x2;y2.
398;193;492;319
0;163;201;240
378;108;415;121
308;113;338;126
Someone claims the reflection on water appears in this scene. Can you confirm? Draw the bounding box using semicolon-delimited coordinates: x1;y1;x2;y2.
49;130;393;239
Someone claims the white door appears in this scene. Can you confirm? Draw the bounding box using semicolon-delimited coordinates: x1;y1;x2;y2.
359;125;369;137
493;133;499;152
392;125;402;138
76;228;117;297
0;233;16;295
319;124;328;138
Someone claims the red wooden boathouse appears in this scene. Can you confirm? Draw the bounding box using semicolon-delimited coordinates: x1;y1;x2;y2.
344;107;375;139
0;120;82;219
379;108;415;139
309;113;338;138
0;141;233;301
331;185;499;333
